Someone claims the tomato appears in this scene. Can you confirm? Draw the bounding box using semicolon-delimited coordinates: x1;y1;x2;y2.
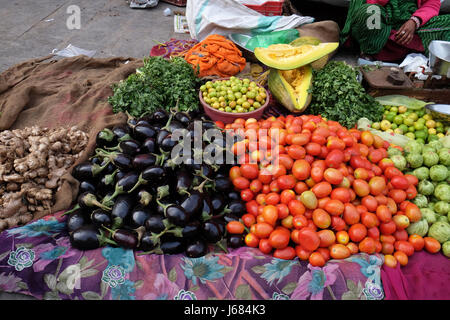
353;179;370;197
316;248;331;262
229;166;242;181
292;159;311;180
298;228;320;251
281;215;293;229
405;185;417;200
329;244;351;259
309;251;326;267
381;241;395;254
380;234;396;244
384;254;398;268
317;229;336;247
327;136;346;150
310;166;324;183
358;237;376;254
265;192;280;205
245;233;259;248
335;230;350;245
294;181;309;195
346;242;359;255
258;169;272;184
367;226;380;240
295;245;312;261
305;142;322;156
233;177;250;190
252;222;274;239
312;208;331;229
226;221;245;235
368;149;384;163
375;195;388;205
331;216;347;232
390;175;410;190
240;189;254;202
360;131;374;146
269;229;290;249
256;194;267;206
311;182;332;198
376;205;392;223
379;220;397;235
269;180;280;193
354;167;369;180
325;149;345;168
399;201;412;212
424;237;441;253
291;133;310;146
378;158;395;171
239;163;259;180
393;229;408;241
393;250;408;266
384;166;403;179
262;205;278;226
392;214;410;230
273;246;296;260
348;223;367;242
386;198;398;214
361;211;379;228
300;191;318;210
343;203;360;225
404;174;419;186
361;195;378;212
368;176;386;196
404;203;421;223
258;238;273;254
249;179;263;193
287;145;306;160
311;134;327;145
330;187;351;203
290;215;307;230
324;199;345;216
242;214;256;228
408;234;425;251
277;175;296;190
324;168;344;185
388;189;407;204
394;240;414;257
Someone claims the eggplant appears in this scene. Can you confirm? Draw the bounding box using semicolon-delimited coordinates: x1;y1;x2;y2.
223;213;240;224
201;221;223;243
151;110;169;124
109;228;138;249
214;177;233;192
165;205;189;227
227;234;244;248
156;129;170;146
226;191;241;201
79;180;97;194
182;221;201;238
90;157;102;165
127;117;138;128
156;198;173;216
132;154;157;171
103;162;116;175
180;191;204;217
160;237;185;254
141;165;166;184
67;210;89;233
111;195;134;227
198;164;214;179
201;196;214;218
91;209;112;227
115;170;127;182
70;225;101;250
175;170;192;196
166;120;184;133
133;124;157;142
78;192;111;211
137;189;152;207
184;157;201;171
110;139;141;156
97;172;116;195
96;128;116;148
145;215;166;233
112;125;131;141
102;171;139;206
160;135;177;152
72;161;107;181
211;194;225;214
185;239;208;258
94;148;133;172
228;200;246;216
128;205;152;229
136;119;152;127
174;112;191;126
139;232;157;251
140;137;156;154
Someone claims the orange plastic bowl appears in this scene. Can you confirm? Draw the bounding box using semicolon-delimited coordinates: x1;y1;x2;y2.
199;78;270;123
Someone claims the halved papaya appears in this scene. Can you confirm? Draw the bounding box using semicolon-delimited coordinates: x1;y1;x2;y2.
290;36;333;70
268;65;313;113
254;42;338;70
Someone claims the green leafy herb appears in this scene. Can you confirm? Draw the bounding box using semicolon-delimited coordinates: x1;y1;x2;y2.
307;61;384;128
108;56;202;117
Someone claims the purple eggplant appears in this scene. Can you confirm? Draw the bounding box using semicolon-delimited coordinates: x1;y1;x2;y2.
185;239;208;258
132;154;157;171
128;205;152;229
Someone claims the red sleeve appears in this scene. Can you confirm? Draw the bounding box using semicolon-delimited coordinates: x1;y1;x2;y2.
413;0;441;26
366;0;390;6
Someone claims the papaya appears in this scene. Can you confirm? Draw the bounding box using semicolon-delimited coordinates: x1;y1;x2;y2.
254;42;338;70
290;36;333;70
268;65;313;113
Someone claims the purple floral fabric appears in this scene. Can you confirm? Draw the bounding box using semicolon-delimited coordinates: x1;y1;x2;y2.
0;212;385;300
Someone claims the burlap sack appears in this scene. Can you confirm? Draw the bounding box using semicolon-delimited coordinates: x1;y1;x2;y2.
0;55;143;221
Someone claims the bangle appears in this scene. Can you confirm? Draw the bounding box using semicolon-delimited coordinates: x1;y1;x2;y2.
410;16;421;29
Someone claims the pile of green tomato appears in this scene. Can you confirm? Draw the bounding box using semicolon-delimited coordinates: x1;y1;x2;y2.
388;138;450;257
371;105;448;144
200;77;267;113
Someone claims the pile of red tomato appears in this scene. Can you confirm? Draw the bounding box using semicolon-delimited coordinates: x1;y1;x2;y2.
218;114;442;268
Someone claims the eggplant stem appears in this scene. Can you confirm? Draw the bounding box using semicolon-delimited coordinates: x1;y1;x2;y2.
216;241;229;254
62;204;80;216
193;179;208;193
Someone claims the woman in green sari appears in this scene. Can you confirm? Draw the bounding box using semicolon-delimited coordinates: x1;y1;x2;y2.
341;0;450;62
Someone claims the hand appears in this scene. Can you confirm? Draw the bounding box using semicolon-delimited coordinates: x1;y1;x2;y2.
395;20;417;46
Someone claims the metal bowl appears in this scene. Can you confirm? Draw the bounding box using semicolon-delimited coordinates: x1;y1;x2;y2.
425;104;450;124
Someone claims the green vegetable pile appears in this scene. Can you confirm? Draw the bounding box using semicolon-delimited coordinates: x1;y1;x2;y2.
389;137;450;256
307;61;384;128
108;56;202;118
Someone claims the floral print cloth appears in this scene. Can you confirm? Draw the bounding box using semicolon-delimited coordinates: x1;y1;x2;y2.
0;212;385;300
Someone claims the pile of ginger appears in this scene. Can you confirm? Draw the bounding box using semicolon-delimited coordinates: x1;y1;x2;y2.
0;126;88;231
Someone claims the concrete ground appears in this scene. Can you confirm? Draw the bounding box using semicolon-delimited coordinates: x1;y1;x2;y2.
0;0;357;300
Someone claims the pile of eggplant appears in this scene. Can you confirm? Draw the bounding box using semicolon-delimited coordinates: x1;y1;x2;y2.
65;109;247;258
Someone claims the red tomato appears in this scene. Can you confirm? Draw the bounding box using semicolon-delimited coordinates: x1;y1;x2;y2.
258;168;272;184
379;220;397;235
404;174;419;186
292;159;311;181
305;142;322;156
336;230;350;245
277;154;294;170
244;233;259;247
288;199;306;216
391;175;410;190
262;205;279;226
269;229;290;249
258;238;272;254
226;221;245;234
368;149;383;163
277;204;290;221
361;195;378;212
424;237;441;253
389;189;407;204
361;212;379;228
330;187;351;203
404;203;421;223
393;229;409;241
298;228;320;251
325;149;345;168
408;234;425;251
249;179;263;193
368;176;386;196
242;213;256;228
359;237;376;254
394;240;415;257
392;214;410;230
376;205;392;223
348;223;367;242
354;167;369;180
294;181;309;195
382;242;395;255
329;244;351;259
287;145;306;160
310;166;324;183
311;182;332;198
229;166;242;181
324;168;344;185
239;163;259;180
384;254;398;268
384;166;403;179
331;216;347;232
295;245;312;261
309;252;326;267
273;247;296;260
253;222;274;239
265;192;280;206
343;203;360;225
367;227;380;240
277;175;297;190
312;208;331;229
317;229;336;247
233;177;250;190
405;185;418;200
394;251;408;266
280;190;296;205
246;200;259;217
324;199;345;216
353;179;370;197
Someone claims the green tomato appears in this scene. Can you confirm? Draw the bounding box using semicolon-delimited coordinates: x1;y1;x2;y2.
423;151;440;167
390;106;399;113
443;241;450;258
372;122;381;130
434;201;450;215
413;167;430;180
385;112;396;122
406;153;424;168
413;194;428;208
435;183;450;202
429;164;448;182
408;113;419;121
408;126;415;133
393;115;404;125
404;118;415;126
438;148;450;166
414;122;425;131
405;132;416;139
391;123;398;130
380;120;391;131
418;179;435;195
